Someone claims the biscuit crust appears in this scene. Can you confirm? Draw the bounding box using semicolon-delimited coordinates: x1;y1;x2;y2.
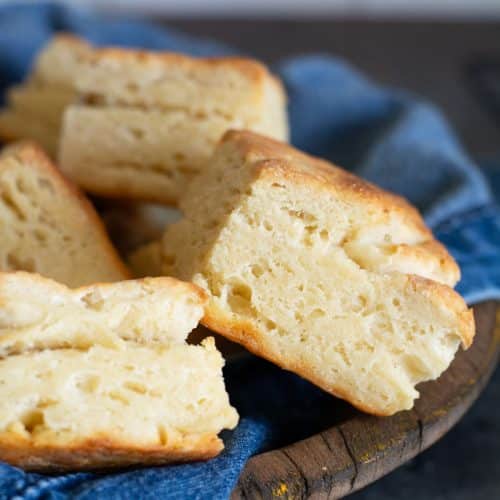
0;431;222;472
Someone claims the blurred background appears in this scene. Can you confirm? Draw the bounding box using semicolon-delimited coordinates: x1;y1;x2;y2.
49;0;500;18
1;1;499;499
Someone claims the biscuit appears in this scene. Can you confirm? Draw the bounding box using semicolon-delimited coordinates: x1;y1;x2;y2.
0;142;129;286
0;272;238;471
58;38;288;204
161;130;474;416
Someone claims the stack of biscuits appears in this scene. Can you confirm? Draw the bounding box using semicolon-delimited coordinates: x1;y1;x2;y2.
0;35;474;471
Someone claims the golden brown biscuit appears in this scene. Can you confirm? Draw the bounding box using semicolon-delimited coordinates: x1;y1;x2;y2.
161;130;473;416
0;272;238;471
0;142;129;286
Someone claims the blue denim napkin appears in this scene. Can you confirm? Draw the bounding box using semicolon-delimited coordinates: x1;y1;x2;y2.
0;3;499;499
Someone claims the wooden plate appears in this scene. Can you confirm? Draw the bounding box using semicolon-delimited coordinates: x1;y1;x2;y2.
232;301;499;499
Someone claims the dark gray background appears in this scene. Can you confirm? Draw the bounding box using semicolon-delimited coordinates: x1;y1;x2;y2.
157;19;500;499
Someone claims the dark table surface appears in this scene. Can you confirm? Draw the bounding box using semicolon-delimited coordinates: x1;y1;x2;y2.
162;19;500;499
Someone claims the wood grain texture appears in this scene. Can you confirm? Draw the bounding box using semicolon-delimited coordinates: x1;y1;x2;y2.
232;301;499;499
